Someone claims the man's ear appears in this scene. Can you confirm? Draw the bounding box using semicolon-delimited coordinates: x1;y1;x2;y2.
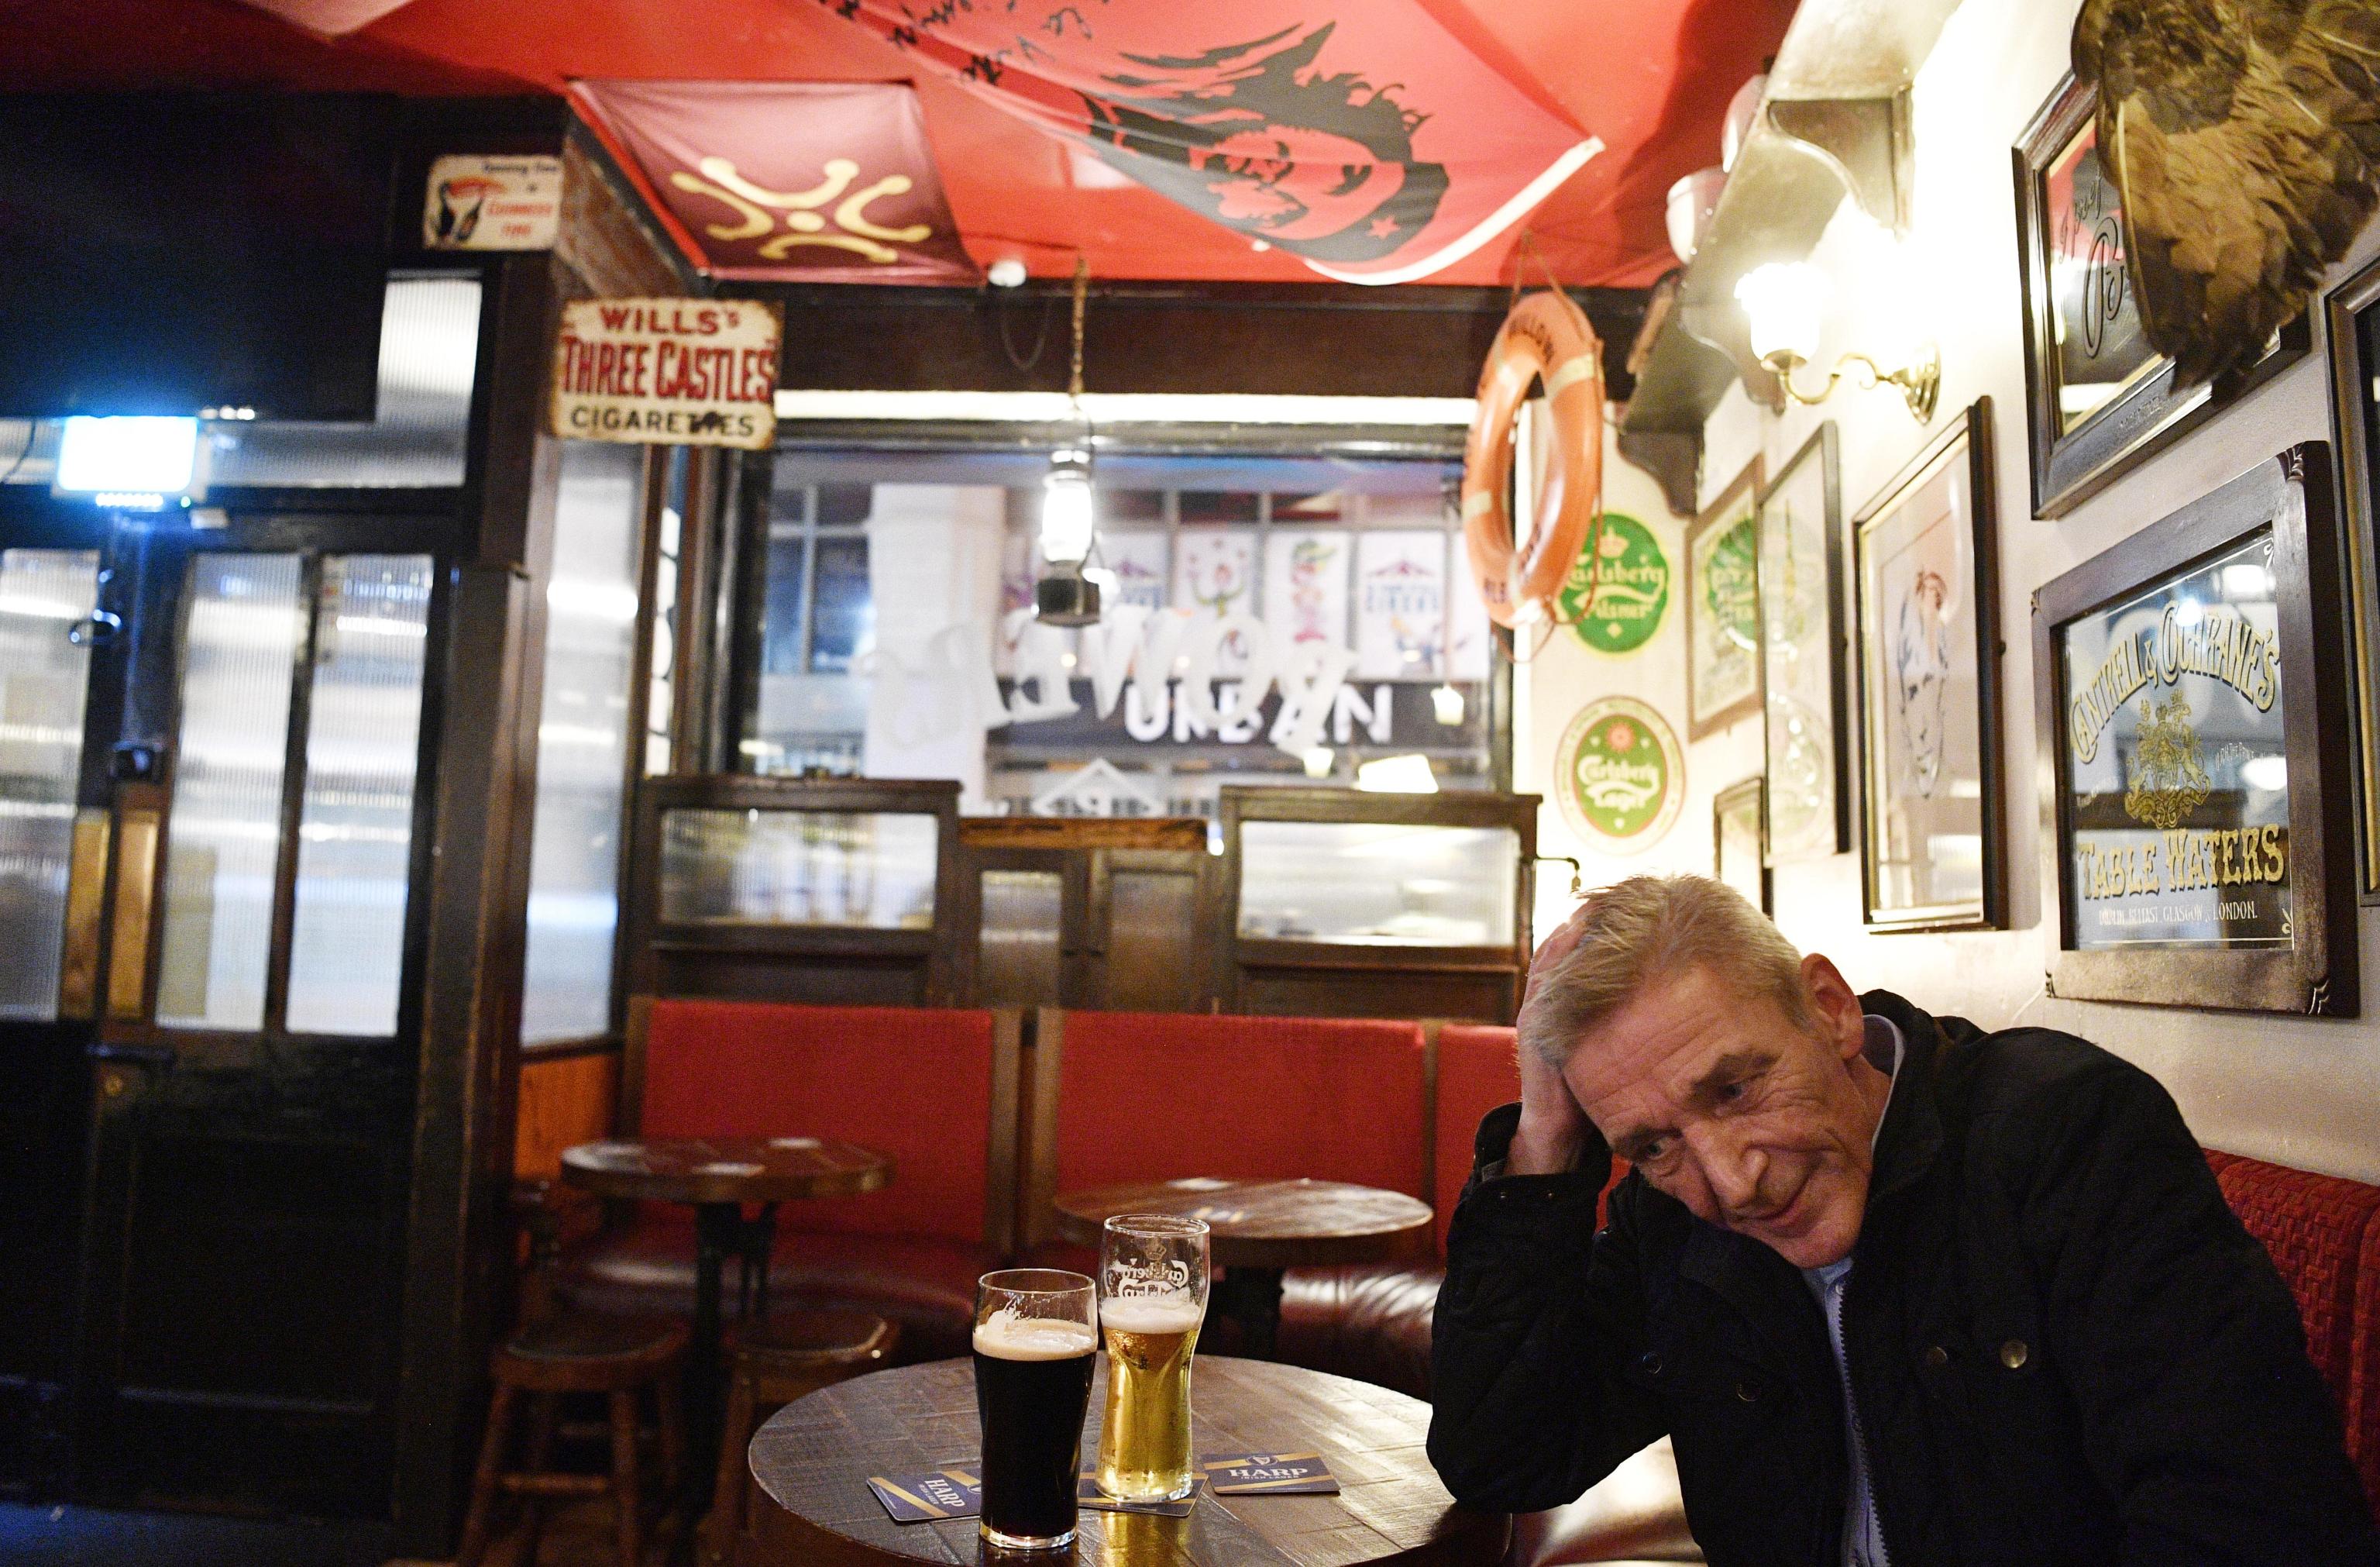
1800;953;1866;1061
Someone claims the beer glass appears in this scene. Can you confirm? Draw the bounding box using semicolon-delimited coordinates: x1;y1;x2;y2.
973;1269;1098;1550
1094;1214;1210;1503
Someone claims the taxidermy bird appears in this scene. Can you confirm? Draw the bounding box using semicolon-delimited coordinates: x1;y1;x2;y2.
2072;0;2380;385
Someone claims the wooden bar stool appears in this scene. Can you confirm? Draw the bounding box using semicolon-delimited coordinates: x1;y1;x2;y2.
701;1308;898;1567
461;1180;689;1567
459;1310;687;1567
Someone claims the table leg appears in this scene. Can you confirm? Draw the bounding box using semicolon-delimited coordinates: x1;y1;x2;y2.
689;1200;740;1520
1213;1266;1285;1360
744;1203;779;1323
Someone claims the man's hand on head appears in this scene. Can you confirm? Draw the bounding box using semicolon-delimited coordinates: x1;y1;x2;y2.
1508;907;1594;1176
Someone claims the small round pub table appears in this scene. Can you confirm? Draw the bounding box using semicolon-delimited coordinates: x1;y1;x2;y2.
1053;1178;1434;1358
561;1135;890;1511
747;1355;1507;1566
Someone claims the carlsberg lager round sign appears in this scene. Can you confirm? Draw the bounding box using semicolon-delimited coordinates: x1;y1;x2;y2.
1556;696;1684;852
1559;512;1670;654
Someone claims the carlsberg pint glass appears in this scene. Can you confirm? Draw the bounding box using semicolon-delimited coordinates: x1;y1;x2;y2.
1094;1214;1210;1503
972;1269;1098;1550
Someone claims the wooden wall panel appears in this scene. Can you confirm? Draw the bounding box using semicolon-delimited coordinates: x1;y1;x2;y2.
514;1049;619;1180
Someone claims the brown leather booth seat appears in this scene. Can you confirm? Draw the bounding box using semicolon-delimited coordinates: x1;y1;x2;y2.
1277;1262;1442;1403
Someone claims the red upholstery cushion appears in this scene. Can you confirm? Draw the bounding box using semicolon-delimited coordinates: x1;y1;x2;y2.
641;1000;996;1248
2213;1153;2380;1409
2353;1205;2380;1518
1052;1012;1427;1197
1432;1024;1628;1253
566;1211;992;1362
1436;1025;1520;1253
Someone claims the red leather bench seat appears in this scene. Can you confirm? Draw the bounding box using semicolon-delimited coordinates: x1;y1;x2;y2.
1043;1011;1430;1197
566;1000;1009;1360
2211;1153;2380;1413
2357;1213;2380;1511
1022;1011;1429;1296
2209;1149;2380;1517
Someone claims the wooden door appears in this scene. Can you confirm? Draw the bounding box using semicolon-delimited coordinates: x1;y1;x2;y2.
69;519;447;1517
0;519;115;1493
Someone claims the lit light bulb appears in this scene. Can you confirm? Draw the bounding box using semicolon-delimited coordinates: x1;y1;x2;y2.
1735;261;1827;366
1430;684;1466;726
1039;450;1095;565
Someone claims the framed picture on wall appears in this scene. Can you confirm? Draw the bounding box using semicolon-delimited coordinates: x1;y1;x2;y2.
2013;74;2309;519
1756;424;1848;862
1713;776;1771;914
2032;445;2357;1014
1852;398;2006;932
1687;457;1763;739
2323;252;2380;902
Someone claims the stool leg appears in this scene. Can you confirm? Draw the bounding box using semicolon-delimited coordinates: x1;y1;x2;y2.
457;1383;516;1567
705;1365;756;1565
609;1389;644;1567
518;1392;560;1567
655;1374;686;1493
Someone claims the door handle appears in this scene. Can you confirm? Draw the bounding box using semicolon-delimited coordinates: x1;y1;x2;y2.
89;1041;174;1103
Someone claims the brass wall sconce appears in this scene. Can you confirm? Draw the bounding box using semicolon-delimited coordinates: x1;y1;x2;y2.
1734;260;1939;422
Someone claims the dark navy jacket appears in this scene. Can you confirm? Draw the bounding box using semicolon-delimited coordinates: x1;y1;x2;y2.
1427;991;2379;1565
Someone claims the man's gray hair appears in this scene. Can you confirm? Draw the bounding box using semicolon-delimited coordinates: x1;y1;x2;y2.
1521;874;1811;1069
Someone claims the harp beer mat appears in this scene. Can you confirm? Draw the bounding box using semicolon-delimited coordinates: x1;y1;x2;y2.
1202;1452;1340;1494
865;1452;1336;1521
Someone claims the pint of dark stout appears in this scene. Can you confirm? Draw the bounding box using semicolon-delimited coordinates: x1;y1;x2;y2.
972;1269;1097;1550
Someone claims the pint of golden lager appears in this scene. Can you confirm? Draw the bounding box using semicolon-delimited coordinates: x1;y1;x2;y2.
1094;1214;1210;1503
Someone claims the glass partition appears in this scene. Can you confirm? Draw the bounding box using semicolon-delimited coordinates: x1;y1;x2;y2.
1235;819;1518;945
737;444;1493;817
657;808;937;929
156;553;306;1029
283;555;432;1036
0;548;100;1020
520;442;645;1045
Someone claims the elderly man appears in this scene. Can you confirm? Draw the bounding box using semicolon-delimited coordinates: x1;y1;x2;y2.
1429;875;2378;1565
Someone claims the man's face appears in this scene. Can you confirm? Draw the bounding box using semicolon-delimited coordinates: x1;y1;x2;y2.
1561;959;1882;1269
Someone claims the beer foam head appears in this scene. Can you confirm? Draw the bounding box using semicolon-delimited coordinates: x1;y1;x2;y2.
974;1309;1097;1360
1096;1291;1204;1335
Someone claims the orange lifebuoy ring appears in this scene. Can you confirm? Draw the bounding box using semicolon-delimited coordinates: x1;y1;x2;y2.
1461;288;1604;629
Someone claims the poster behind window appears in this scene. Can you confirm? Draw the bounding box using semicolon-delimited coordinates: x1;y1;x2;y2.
1355;530;1447;680
1174;529;1259;676
1263;529;1351;652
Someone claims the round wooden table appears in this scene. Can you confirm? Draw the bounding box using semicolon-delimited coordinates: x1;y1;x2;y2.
1053;1179;1434;1357
561;1136;891;1514
747;1355;1507;1566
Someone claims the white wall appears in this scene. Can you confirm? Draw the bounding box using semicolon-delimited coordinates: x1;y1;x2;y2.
1522;0;2380;1180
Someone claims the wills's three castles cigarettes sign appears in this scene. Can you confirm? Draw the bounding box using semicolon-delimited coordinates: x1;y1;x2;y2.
549;298;780;449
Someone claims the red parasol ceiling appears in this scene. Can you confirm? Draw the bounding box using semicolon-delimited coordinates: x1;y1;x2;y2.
3;0;1795;289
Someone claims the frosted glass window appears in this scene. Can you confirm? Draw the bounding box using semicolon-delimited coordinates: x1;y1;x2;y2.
657;808;938;929
521;442;643;1046
156;554;305;1030
284;556;432;1036
204;276;481;488
0;549;100;1020
1236;820;1517;946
